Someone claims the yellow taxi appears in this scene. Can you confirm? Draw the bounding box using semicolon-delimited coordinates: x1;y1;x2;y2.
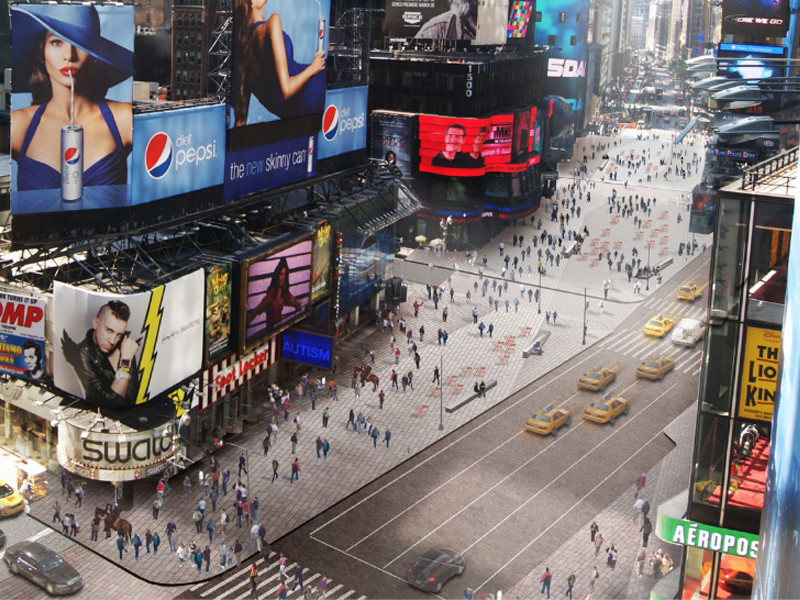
643;315;674;337
636;355;675;380
677;283;704;301
583;393;630;424
525;404;572;436
0;479;25;518
577;365;618;391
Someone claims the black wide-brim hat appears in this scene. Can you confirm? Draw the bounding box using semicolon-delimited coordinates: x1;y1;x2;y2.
11;4;133;94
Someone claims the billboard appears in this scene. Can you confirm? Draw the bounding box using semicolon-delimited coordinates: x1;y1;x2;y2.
230;0;329;126
200;337;278;410
318;86;368;160
240;237;313;351
419;112;538;176
738;326;780;423
384;0;478;40
370;111;416;179
131;104;226;203
10;3;134;215
721;0;789;37
281;329;333;369
506;0;533;38
717;43;786;82
473;0;511;45
53;270;204;411
205;263;233;365
311;224;333;301
224;135;316;201
0;291;47;384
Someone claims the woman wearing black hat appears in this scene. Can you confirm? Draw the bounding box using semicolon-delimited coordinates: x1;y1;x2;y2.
232;0;326;126
11;4;133;192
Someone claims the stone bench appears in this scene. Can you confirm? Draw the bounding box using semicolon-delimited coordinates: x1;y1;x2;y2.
445;379;498;413
523;330;551;358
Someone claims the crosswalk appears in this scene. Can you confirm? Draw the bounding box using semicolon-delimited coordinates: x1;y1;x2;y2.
599;296;708;377
185;552;366;600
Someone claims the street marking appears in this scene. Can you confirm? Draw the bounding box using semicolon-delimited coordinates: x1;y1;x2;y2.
28;528;54;543
192;552;275;593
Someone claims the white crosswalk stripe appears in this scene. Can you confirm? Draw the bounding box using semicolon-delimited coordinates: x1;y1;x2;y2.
186;554;364;600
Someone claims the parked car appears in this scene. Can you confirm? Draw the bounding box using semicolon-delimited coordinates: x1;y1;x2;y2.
407;548;465;593
4;541;83;595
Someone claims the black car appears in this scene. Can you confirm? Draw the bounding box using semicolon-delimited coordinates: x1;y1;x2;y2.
0;527;5;549
407;548;465;593
4;541;83;595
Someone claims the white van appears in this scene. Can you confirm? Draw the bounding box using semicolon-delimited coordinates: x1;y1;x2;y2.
672;318;705;347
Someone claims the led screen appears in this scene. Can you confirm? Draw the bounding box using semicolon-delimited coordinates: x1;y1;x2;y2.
385;0;478;40
722;0;789;37
506;0;533;38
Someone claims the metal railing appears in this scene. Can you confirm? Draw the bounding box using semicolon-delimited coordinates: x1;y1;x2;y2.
741;146;798;194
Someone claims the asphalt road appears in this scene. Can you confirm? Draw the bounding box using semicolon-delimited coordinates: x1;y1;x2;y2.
261;255;710;599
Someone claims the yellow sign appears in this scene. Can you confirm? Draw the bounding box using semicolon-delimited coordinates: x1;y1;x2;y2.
738;327;780;422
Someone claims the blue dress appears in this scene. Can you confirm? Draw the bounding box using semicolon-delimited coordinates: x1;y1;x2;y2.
16;101;127;190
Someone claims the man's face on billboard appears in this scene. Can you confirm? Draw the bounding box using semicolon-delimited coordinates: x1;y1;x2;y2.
23;347;38;371
444;126;466;153
92;308;128;354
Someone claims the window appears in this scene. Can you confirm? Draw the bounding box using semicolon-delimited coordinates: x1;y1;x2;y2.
547;35;557;46
534;11;542;22
746;200;792;325
570;35;577;46
558;12;566;22
709;196;749;323
576;12;582;22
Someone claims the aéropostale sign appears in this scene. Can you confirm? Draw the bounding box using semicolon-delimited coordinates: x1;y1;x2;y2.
131;104;226;203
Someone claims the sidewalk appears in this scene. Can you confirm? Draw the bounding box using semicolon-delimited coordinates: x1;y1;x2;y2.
28;131;709;589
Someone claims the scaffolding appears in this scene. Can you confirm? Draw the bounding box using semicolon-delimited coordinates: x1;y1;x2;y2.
207;0;233;102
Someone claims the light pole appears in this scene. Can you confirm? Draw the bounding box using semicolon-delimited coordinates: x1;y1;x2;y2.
225;441;250;498
646;242;651;291
582;287;587;345
537;269;542;314
438;354;444;431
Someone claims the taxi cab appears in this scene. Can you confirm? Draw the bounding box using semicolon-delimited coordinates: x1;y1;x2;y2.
643;315;674;337
577;365;618;391
0;479;25;518
677;283;703;301
525;404;571;436
636;355;675;380
583;393;630;424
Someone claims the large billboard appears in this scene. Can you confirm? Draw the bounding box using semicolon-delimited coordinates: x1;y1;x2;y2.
384;0;478;40
738;326;780;423
0;291;47;384
318;87;368;160
311;224;333;301
10;3;134;215
721;0;789;38
370;111;416;179
418;112;538;176
230;0;329;126
473;0;510;45
240;237;313;351
131;104;226;203
205;263;233;365
717;43;786;82
281;329;333;369
506;0;533;38
53;270;204;411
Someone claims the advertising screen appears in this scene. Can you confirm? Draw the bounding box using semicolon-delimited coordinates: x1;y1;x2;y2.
506;0;533;38
717;43;786;82
311;224;332;301
205;263;233;365
230;0;329;126
318;86;368;160
384;0;478;40
0;291;47;384
419;113;538;176
473;0;510;45
131;104;226;203
738;326;780;422
281;329;333;369
224;135;316;201
240;237;313;351
10;3;134;215
722;0;789;37
370;111;416;179
53;270;204;410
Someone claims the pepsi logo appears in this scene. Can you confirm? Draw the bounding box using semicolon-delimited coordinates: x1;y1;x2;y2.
64;147;81;165
145;132;173;179
322;105;339;141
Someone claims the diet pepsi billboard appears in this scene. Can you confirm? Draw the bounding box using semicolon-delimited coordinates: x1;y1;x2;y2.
132;104;226;203
317;86;368;160
224;135;317;201
281;329;333;369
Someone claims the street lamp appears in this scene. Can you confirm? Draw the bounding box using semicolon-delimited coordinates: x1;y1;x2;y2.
537;269;542;314
225;441;250;498
646;243;651;291
438;354;444;431
582;287;587;345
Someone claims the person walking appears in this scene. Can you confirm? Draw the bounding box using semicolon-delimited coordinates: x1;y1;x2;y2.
322;438;330;459
635;472;647;498
116;534;127;560
589;567;599;592
145;529;153;555
565;572;575;600
290;458;300;483
478;322;485;337
203;545;212;574
152;531;161;556
184;475;192;499
370;426;380;448
290;432;298;454
322;407;330;427
52;500;61;524
292;563;305;593
206;519;217;544
249;563;260;600
384;429;391;448
90;517;100;541
419;325;425;342
432;366;440;384
234;539;243;567
238;453;248;477
590;521;599;543
594;532;604;556
488;323;494;338
379;390;385;409
641;516;652;547
131;532;142;560
540;567;552;599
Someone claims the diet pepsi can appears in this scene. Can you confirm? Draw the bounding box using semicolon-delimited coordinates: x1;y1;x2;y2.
307;135;314;174
61;125;83;201
317;18;326;54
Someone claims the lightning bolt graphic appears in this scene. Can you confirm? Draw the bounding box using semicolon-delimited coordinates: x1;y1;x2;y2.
136;285;165;405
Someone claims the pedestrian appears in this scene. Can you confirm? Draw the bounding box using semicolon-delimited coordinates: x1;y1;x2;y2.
74;483;84;508
152;531;161;556
219;509;228;540
633;496;645;524
322;438;330;459
317;576;328;599
606;544;617;569
52;500;61;524
193;508;204;534
545;310;550;325
442;330;448;346
384;429;391;448
590;521;598;543
117;534;128;560
437;328;443;345
290;457;300;483
552;310;558;324
419;325;425;342
635;472;646;498
472;307;479;324
291;432;298;454
407;370;414;390
565;572;575;600
206;519;217;543
641;516;652;547
222;469;230;496
540;567;552;599
594;533;603;556
234;539;243;567
238;453;248;477
379;390;385;408
292;563;305;592
370;426;380;448
130;532;142;560
589;566;599;591
184;475;192;499
432;366;440;384
316;436;323;459
249;563;259;600
442;307;448;322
